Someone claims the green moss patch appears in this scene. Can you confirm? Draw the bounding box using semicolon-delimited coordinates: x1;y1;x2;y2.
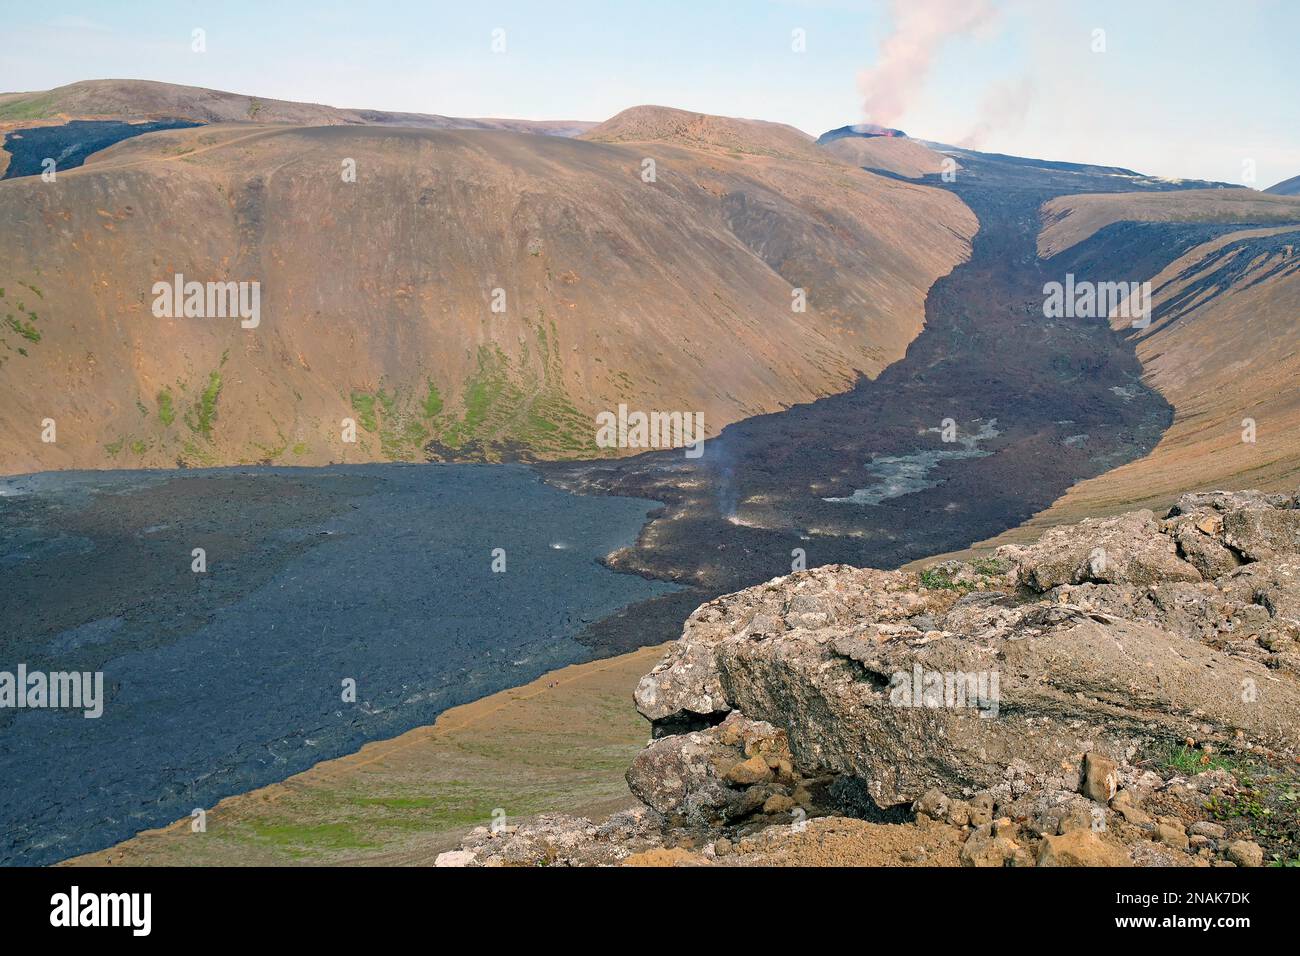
0;94;58;121
156;388;176;426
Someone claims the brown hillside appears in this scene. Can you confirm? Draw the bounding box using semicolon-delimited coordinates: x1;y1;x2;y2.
1037;188;1300;257
582;105;822;162
0;118;975;472
1043;224;1300;511
819;135;955;179
1265;174;1300;196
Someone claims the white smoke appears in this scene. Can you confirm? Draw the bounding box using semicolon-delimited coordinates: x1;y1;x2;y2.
858;0;999;129
959;74;1035;149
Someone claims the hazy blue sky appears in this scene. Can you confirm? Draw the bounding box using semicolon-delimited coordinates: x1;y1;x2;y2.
2;0;1297;187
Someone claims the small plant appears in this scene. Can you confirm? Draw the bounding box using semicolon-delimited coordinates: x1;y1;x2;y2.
350;391;378;432
919;567;955;590
918;567;969;592
1205;792;1269;821
422;380;444;418
157;388;176;426
193;371;222;437
1163;743;1236;775
969;556;1008;576
4;314;41;343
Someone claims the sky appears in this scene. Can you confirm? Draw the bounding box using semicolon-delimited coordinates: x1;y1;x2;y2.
1;0;1297;187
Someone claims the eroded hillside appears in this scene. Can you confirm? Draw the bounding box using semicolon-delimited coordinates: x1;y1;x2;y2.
0;114;975;472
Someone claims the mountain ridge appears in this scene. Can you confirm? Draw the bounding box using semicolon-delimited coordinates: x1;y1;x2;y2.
0;78;597;135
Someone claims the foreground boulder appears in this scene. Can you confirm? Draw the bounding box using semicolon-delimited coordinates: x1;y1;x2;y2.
624;713;809;826
1037;829;1131;867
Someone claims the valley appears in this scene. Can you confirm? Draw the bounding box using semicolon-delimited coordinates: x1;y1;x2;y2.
2;80;1299;869
544;145;1227;597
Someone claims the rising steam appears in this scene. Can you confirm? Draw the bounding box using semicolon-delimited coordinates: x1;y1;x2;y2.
859;0;999;128
959;74;1035;149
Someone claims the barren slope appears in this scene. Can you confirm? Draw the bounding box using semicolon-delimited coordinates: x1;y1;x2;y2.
1265;174;1300;196
0;116;975;472
581;104;821;160
1038;187;1300;257
819;135;954;179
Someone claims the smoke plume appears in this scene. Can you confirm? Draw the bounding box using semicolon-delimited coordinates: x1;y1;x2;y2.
859;0;999;128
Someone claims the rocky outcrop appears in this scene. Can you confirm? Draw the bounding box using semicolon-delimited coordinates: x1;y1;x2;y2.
633;491;1300;814
1006;509;1203;589
446;491;1300;867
